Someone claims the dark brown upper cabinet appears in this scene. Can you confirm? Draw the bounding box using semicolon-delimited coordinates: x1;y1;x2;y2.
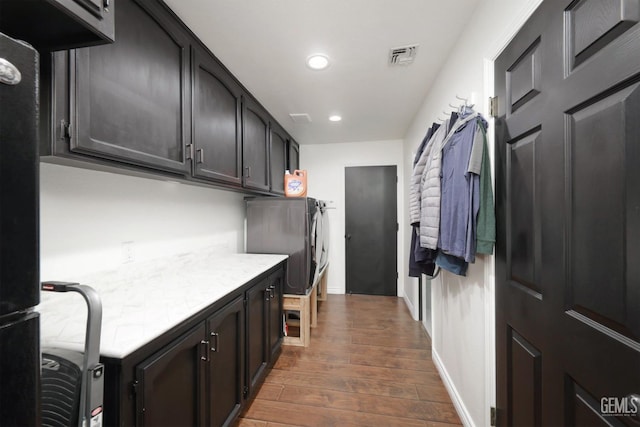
191;45;242;185
242;96;270;192
287;138;300;172
269;121;287;195
70;0;191;174
36;0;299;196
0;0;115;51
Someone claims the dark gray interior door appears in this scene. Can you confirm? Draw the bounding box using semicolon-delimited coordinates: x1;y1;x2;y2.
345;165;397;296
495;1;640;425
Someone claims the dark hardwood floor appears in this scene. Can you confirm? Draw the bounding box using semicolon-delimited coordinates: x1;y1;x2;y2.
237;294;462;427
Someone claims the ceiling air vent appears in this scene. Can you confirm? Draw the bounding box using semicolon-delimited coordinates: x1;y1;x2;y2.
389;45;419;66
289;113;312;124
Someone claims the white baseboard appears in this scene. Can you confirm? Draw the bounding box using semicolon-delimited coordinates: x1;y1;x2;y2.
433;348;475;427
402;294;418;320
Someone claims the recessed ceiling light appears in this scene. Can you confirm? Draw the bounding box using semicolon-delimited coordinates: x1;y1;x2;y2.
329;115;342;122
307;54;330;70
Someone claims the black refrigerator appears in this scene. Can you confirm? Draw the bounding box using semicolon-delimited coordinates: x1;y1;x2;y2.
0;32;41;426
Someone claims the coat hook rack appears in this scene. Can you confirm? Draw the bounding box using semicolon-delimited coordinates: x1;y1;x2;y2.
455;94;469;106
455;95;475;111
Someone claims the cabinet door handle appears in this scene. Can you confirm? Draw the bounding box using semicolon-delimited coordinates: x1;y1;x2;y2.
210;332;219;352
269;285;275;298
245;166;251;178
200;340;210;362
103;0;110;12
196;148;205;164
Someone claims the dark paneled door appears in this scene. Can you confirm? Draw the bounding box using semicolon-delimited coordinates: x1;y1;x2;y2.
495;1;640;425
345;166;397;296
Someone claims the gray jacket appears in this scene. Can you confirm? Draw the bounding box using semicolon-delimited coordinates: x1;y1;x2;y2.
409;125;444;225
418;122;449;249
419;113;479;249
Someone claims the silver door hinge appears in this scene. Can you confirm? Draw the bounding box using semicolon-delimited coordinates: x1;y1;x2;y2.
185;144;194;160
60;120;72;141
489;96;498;118
490;406;496;426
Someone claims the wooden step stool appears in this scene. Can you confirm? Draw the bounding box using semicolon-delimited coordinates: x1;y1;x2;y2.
282;264;327;347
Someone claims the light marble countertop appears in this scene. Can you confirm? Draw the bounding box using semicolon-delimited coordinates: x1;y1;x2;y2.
38;251;288;359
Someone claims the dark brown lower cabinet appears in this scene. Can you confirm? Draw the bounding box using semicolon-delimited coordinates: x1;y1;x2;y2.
246;270;284;399
246;278;269;396
208;296;245;427
101;262;284;427
135;323;207;426
268;270;284;362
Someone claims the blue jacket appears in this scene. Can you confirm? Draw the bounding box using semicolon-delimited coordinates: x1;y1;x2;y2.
438;112;488;263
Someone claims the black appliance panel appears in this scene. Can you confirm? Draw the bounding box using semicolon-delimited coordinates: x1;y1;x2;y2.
0;32;40;316
0;31;42;425
246;197;317;295
0;312;41;426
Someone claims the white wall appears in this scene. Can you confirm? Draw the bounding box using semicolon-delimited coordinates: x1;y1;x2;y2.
400;0;542;426
300;139;405;297
40;163;246;280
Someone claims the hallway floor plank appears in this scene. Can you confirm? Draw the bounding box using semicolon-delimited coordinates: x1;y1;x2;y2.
237;294;462;427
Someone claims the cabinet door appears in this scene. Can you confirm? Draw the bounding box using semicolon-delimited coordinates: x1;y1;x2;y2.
191;46;242;184
135;323;207;427
71;0;191;174
288;138;300;171
268;268;284;361
269;122;287;195
207;296;245;427
242;97;270;191
246;278;269;395
0;0;114;51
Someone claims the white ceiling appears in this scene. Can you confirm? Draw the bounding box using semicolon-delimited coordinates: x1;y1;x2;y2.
164;0;480;145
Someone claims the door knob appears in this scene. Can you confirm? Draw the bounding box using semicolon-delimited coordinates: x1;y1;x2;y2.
345;234;351;240
0;58;21;85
